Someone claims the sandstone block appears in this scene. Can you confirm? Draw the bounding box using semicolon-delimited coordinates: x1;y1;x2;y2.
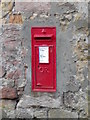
9;14;23;24
0;87;17;99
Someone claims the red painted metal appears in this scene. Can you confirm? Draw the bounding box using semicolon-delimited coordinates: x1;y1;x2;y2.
31;27;56;92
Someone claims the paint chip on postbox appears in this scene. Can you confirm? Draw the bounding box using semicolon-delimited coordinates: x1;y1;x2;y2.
39;46;49;63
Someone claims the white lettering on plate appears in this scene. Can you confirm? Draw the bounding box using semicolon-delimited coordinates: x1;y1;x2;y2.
39;47;49;63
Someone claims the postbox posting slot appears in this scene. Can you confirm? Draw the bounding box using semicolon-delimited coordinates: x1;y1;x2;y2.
34;34;53;40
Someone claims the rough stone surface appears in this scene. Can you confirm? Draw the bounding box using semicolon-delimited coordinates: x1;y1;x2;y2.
0;100;16;118
9;14;23;24
1;0;15;22
17;95;61;109
0;100;16;110
63;89;88;117
48;109;78;118
15;2;51;12
0;87;17;99
0;66;6;78
16;108;32;118
0;108;2;119
1;24;27;98
16;108;47;118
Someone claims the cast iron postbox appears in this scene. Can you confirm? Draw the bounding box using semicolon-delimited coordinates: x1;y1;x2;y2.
31;27;56;92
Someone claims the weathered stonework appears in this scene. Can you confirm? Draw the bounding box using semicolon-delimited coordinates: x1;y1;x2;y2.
16;108;48;118
0;87;17;99
9;14;23;24
16;95;61;109
0;0;89;119
48;109;78;118
0;100;16;118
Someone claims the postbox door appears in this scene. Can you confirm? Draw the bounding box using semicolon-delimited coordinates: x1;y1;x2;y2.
31;27;56;92
35;46;54;88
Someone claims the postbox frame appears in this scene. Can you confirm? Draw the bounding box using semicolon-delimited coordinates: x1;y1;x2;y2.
31;27;56;92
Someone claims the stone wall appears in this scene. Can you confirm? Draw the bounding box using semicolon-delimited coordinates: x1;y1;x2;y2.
0;0;89;119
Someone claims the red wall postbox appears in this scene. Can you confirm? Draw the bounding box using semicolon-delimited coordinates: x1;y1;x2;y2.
31;27;56;92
